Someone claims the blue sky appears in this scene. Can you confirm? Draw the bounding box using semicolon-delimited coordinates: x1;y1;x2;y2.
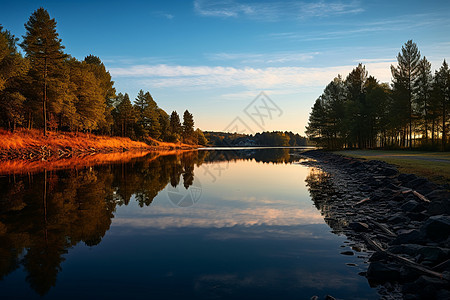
1;0;449;134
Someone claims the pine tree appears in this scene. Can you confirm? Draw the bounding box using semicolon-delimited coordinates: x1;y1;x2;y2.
169;111;182;139
0;25;29;130
114;93;136;137
434;60;450;149
391;40;421;148
415;57;433;142
20;8;66;136
182;110;194;143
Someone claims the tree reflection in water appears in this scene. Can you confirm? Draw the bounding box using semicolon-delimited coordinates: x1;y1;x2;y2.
305;167;348;234
0;148;307;295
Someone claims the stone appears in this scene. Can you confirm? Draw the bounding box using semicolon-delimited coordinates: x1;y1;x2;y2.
398;173;417;184
367;261;402;282
426;200;450;216
420;215;450;242
401;200;420;212
388;214;410;225
349;221;370;232
404;177;428;189
340;251;354;256
392;230;423;245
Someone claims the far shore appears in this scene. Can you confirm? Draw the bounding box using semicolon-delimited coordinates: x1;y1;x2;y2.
0;129;198;161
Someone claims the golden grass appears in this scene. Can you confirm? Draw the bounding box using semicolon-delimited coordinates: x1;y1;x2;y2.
0;128;150;151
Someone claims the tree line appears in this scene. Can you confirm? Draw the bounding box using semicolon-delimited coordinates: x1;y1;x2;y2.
0;8;202;144
204;131;308;147
306;40;450;150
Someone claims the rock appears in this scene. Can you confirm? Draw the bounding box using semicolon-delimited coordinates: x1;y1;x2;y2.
406;212;428;222
381;167;398;176
401;200;421;212
417;246;449;264
392;230;423;245
433;259;450;272
340;251;354;256
388;214;410;225
426;190;450;202
420;215;450;242
349;222;370;232
404;177;428;189
402;275;449;299
388;244;422;256
398;173;417;184
426;200;450;216
367;261;402;282
324;296;337;300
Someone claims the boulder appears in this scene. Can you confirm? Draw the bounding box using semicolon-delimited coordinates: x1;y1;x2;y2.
349;222;370;232
420;215;450;242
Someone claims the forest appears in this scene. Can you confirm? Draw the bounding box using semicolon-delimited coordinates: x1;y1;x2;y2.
0;8;203;145
204;131;308;147
306;40;450;150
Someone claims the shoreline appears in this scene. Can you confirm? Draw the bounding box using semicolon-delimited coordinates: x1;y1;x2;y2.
301;150;450;299
0;129;198;161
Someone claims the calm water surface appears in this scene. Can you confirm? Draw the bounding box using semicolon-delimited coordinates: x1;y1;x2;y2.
0;149;378;299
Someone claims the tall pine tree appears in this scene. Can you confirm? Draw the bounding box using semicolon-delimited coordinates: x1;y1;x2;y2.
20;8;66;136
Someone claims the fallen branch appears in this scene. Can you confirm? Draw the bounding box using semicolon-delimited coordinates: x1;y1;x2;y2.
361;233;448;281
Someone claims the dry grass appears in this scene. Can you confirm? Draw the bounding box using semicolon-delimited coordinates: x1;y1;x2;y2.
0;128;150;152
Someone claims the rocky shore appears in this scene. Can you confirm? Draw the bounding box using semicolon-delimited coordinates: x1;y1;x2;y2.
301;150;450;300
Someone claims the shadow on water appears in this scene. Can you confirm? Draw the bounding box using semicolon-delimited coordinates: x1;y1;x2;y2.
0;148;306;296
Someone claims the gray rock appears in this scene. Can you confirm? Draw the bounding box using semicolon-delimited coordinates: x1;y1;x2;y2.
392;229;423;245
349;221;370;232
420;215;450;242
340;251;354;256
367;261;402;281
427;200;450;216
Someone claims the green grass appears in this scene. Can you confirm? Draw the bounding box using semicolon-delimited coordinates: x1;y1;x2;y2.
334;150;450;186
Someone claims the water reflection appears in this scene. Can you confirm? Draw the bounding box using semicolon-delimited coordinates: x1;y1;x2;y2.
0;148;308;296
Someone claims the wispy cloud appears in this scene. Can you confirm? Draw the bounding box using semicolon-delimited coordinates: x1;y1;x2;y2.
206;51;320;64
268;13;447;41
193;0;364;21
152;11;174;19
109;62;393;91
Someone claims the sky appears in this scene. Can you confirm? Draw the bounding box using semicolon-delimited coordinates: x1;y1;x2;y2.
1;0;449;135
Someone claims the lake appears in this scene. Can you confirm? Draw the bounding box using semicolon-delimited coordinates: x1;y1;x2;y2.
0;148;379;299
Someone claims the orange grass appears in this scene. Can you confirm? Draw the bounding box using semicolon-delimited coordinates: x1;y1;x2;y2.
0;128;150;152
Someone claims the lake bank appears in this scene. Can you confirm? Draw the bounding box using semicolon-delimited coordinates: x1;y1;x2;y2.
334;150;450;186
302;150;450;299
0;129;197;161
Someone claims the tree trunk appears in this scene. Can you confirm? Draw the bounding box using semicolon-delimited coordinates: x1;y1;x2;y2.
43;57;48;137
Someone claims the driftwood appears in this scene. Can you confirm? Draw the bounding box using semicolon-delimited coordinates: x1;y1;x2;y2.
354;197;371;207
361;233;449;281
370;220;397;237
412;190;431;202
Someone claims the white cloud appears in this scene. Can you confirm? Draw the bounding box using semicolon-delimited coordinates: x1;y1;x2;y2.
109;62;393;91
193;0;364;21
206;51;320;64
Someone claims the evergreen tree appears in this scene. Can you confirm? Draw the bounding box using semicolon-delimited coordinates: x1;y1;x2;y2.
84;55;116;134
434;60;450;149
20;8;66;136
182;110;194;143
415;57;433;142
169;111;182;140
114;93;136;137
0;25;29;130
391;40;421;148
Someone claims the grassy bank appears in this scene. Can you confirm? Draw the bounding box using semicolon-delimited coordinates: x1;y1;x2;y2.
334;150;450;186
0;129;196;160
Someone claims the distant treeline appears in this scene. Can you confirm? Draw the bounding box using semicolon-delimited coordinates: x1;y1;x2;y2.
0;8;203;144
306;40;449;150
204;131;308;147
